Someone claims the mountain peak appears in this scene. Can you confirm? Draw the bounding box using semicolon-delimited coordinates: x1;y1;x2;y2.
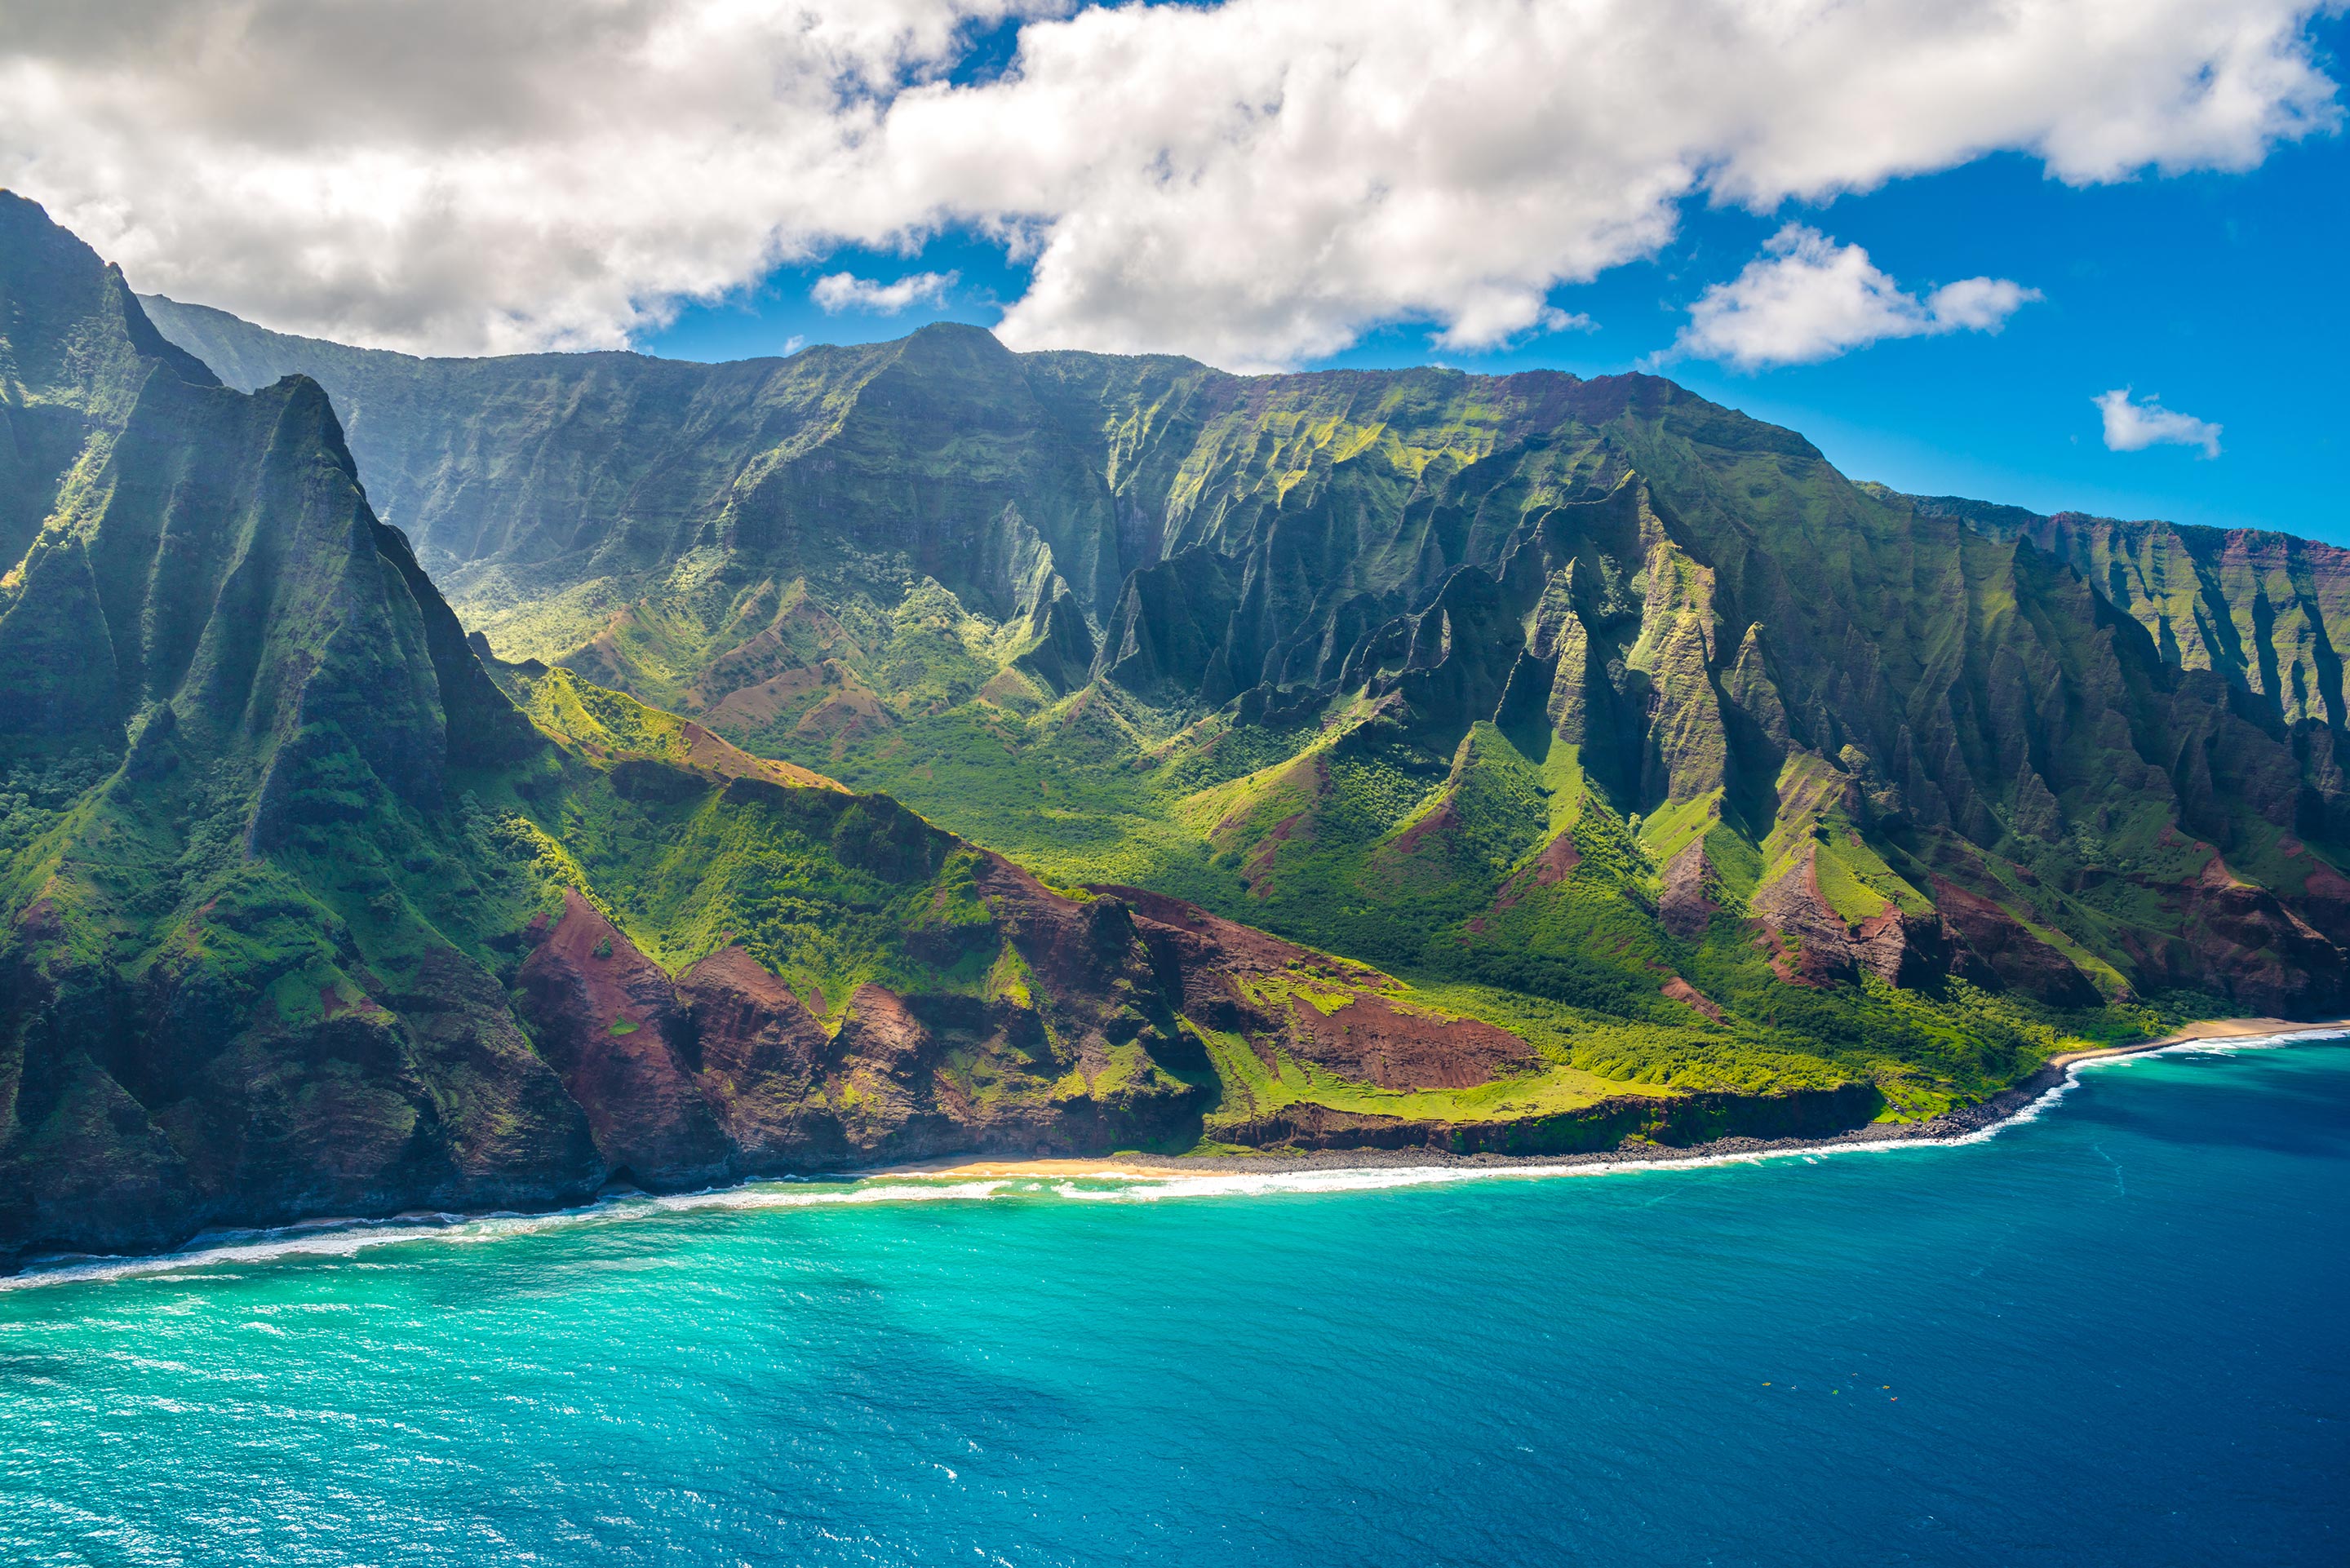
1;192;218;411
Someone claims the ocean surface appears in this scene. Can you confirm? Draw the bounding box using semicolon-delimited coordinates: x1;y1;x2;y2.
4;1037;2347;1567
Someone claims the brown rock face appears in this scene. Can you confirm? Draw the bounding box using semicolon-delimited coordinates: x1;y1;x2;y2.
1656;839;1718;939
1927;881;2103;1008
510;862;1235;1180
674;946;845;1164
1852;910;1953;990
2;893;605;1265
2298;857;2350;947
1661;977;1725;1021
1752;853;2104;1007
1534;831;1583;884
1280;994;1536;1090
515;892;733;1188
1494;831;1585;913
835;984;937;1079
2150;857;2350;1016
1750;849;1860;986
1101;882;1377;990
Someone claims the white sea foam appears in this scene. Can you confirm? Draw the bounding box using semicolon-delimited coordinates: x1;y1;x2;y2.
0;1161;1774;1287
0;1207;631;1292
643;1179;1021;1215
8;1030;2339;1289
0;1181;1045;1291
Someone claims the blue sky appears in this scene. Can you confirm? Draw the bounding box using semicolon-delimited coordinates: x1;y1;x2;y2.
644;16;2349;546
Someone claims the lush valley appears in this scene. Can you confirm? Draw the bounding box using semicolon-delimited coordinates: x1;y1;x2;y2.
141;287;2350;1047
1;191;2341;1265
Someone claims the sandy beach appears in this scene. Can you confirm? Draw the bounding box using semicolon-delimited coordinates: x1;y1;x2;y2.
2046;1015;2350;1068
867;1017;2350;1183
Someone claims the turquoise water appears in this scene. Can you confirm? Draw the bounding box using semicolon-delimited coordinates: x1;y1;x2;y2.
4;1039;2347;1567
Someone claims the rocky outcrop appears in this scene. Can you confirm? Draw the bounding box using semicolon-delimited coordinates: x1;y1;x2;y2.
1215;1081;1884;1156
2294;850;2350;946
1090;882;1541;1092
1657;840;1718;939
1661;977;1726;1022
1750;852;1864;987
1852;910;1953;990
493;861;1302;1189
1750;856;2106;1007
516;893;733;1187
1275;993;1536;1091
2150;857;2350;1017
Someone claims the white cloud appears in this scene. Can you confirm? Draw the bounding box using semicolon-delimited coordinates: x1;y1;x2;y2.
0;0;1044;353
2095;388;2223;457
1671;225;2040;370
810;269;957;314
0;0;2334;365
1434;305;1594;352
1922;276;2043;333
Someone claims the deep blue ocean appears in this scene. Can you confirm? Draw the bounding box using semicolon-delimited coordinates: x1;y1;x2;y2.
4;1037;2346;1566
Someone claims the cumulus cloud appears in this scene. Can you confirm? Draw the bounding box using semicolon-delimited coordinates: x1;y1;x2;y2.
811;270;958;314
1672;225;2040;370
0;0;1044;353
0;0;2335;365
2095;388;2223;457
1434;305;1594;352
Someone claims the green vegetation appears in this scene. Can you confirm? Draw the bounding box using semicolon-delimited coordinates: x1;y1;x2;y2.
1187;1017;1667;1142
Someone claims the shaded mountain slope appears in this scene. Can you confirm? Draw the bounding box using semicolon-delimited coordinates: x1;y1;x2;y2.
137;295;1142;683
1904;490;2349;734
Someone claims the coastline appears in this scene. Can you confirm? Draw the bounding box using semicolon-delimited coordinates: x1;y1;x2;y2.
870;1016;2350;1184
11;1017;2347;1284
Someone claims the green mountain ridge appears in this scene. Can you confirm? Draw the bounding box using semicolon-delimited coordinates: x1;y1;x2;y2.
133;288;2350;1034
